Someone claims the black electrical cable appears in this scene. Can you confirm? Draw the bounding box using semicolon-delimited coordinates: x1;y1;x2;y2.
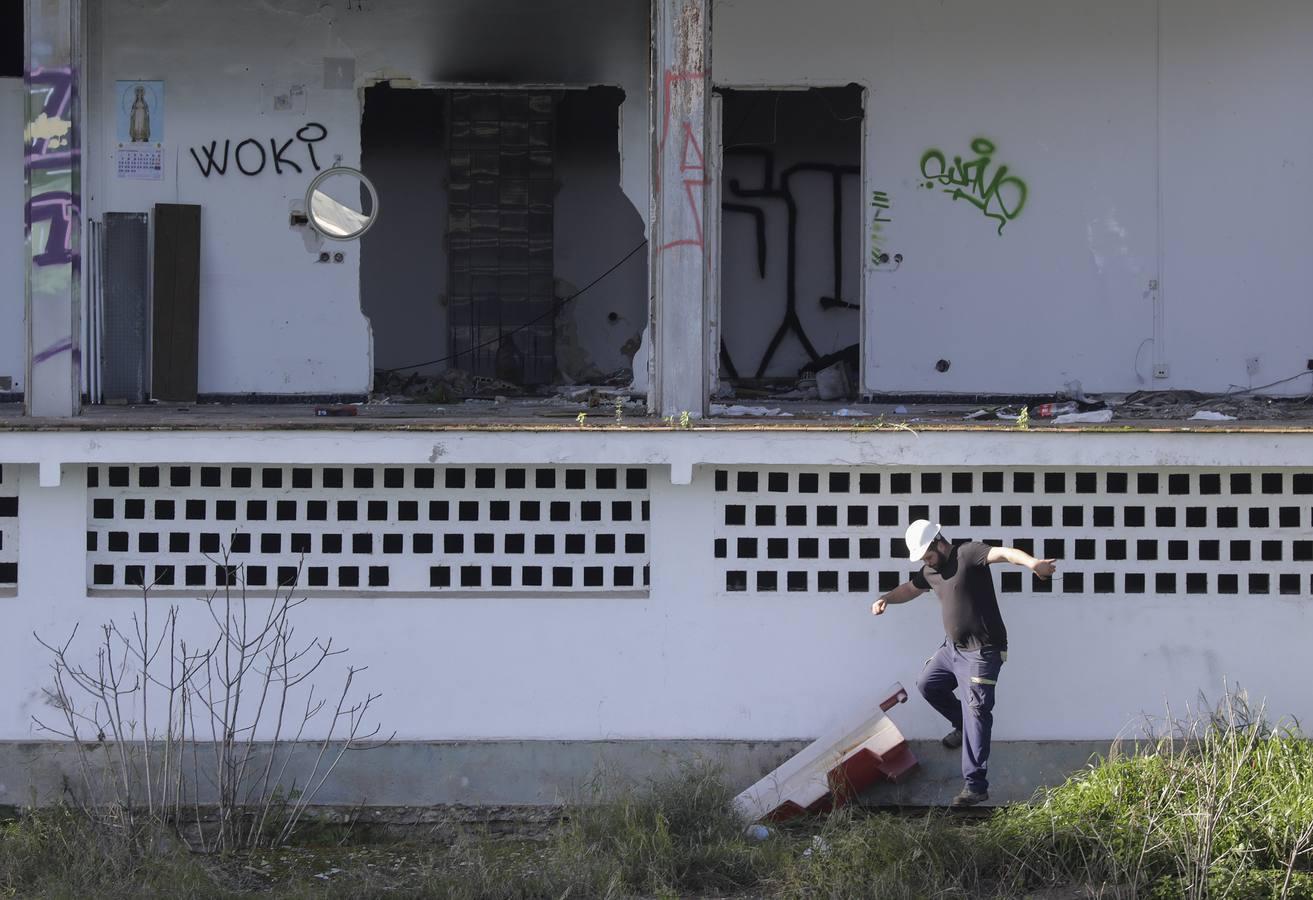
377;238;649;376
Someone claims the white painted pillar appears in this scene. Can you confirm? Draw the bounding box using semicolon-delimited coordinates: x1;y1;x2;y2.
24;0;83;418
650;0;711;419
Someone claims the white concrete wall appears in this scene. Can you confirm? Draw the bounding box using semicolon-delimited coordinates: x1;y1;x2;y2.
714;0;1313;396
0;78;24;392
90;0;650;395
1;429;1311;746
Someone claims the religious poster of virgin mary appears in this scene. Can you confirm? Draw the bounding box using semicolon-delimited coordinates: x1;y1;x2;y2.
115;80;164;180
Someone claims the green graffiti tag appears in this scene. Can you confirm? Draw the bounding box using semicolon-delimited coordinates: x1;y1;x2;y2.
870;190;892;264
918;138;1027;235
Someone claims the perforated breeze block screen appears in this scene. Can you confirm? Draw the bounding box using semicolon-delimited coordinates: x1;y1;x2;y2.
0;465;16;589
87;465;650;594
713;467;1313;598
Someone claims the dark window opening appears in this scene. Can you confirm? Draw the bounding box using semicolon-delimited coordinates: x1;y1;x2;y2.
362;84;646;398
717;86;865;400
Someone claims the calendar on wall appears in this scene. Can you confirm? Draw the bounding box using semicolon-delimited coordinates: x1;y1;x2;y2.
115;80;165;180
116;144;164;180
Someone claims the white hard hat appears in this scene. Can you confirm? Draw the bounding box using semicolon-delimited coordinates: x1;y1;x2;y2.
905;519;942;561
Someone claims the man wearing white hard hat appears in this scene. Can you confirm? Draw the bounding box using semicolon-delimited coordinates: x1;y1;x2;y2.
871;519;1056;807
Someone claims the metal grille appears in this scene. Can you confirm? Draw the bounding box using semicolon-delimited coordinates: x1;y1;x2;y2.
0;465;16;589
100;212;150;404
447;91;556;384
713;467;1313;598
86;464;650;595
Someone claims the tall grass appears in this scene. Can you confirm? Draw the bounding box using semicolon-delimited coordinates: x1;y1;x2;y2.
990;692;1313;899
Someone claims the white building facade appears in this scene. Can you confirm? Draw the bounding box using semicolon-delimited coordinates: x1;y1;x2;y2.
2;0;1311;807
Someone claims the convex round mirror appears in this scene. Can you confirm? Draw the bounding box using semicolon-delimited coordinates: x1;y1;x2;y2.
306;167;379;240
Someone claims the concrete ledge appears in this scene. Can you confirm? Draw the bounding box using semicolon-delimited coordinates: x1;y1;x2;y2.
0;739;1111;809
871;740;1111;807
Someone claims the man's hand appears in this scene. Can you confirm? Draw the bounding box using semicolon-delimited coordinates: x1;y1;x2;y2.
871;598;888;616
1030;558;1058;580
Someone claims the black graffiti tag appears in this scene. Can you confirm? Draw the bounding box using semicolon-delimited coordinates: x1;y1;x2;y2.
188;122;329;178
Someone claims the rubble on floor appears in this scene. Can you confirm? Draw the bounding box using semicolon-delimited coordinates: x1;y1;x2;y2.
371;368;639;411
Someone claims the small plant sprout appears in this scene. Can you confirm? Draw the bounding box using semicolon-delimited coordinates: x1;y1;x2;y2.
1016;406;1030;430
576;411;588;428
680;410;691;430
614;397;624;425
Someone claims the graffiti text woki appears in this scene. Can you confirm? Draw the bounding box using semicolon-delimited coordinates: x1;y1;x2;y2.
919;137;1027;236
189;123;328;177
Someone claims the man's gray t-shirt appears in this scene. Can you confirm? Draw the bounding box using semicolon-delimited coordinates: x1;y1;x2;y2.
911;541;1008;651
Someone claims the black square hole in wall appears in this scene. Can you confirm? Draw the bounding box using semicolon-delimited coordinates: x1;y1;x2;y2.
1063;572;1084;593
983;472;1005;493
1044;473;1065;493
787;571;808;592
1249;573;1270;594
1155;573;1176;594
799;473;819;494
1186;573;1207;594
829;472;850;493
1125;573;1145;594
768;472;789;493
1280;573;1301;595
1094;573;1115;594
1001;572;1022;593
938;506;961;527
859;473;880;494
878;571;900;591
1218;573;1238;594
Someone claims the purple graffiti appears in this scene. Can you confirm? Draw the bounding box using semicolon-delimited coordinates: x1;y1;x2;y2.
25;191;79;267
25;67;79;171
32;337;74;365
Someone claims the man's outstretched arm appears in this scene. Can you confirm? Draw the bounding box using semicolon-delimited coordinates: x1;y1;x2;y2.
871;580;928;616
986;545;1058;579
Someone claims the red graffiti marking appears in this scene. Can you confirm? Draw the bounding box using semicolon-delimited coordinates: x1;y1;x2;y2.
658;69;709;254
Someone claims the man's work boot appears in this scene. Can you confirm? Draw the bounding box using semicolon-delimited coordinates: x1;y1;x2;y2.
941;728;963;749
950;786;988;808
